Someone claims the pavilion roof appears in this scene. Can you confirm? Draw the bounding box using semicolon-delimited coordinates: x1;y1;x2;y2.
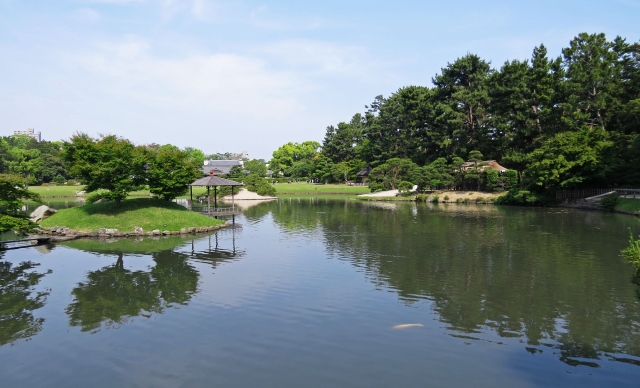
189;175;244;187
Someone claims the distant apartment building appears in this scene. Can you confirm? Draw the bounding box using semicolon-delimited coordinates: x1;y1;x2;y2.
13;128;41;142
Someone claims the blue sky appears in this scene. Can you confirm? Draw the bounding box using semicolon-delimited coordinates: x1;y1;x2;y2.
1;0;638;159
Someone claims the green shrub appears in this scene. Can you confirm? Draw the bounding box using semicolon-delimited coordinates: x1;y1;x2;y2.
503;170;518;190
397;181;414;193
416;194;428;202
243;174;276;197
495;188;553;206
463;197;470;204
455;198;462;203
622;228;640;267
600;194;619;212
369;182;387;193
485;170;499;192
431;195;439;203
444;195;450;202
475;197;484;203
86;190;112;204
53;174;67;184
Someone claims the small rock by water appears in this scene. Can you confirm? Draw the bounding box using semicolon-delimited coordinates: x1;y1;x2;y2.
30;205;57;223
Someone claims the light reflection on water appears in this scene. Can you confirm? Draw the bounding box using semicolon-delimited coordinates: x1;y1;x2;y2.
1;200;640;387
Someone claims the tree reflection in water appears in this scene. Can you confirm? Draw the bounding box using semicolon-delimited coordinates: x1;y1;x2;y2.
65;244;199;332
270;199;640;368
64;230;243;333
0;257;51;345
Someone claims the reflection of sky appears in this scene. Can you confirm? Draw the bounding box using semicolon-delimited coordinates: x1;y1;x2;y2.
2;205;640;387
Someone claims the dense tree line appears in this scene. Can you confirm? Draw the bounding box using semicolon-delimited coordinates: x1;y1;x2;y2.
270;33;640;193
0;136;68;184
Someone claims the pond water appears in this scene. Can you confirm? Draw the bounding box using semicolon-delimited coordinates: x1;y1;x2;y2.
2;199;640;387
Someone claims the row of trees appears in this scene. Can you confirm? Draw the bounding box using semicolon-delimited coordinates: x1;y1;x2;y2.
367;155;518;193
268;141;367;183
269;32;640;192
63;133;202;206
0;136;68;184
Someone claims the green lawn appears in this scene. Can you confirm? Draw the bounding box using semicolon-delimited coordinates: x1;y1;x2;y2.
40;198;224;232
29;182;370;198
29;185;151;197
617;198;640;215
273;183;370;195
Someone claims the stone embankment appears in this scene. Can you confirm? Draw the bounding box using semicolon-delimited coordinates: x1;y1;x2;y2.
36;224;228;242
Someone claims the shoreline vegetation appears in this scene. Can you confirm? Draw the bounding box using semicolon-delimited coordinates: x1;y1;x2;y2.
27;184;640;217
39;198;225;234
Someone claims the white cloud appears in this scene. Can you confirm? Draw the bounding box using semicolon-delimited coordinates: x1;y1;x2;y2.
249;5;322;31
260;39;375;78
73;8;101;24
85;0;147;3
66;37;300;116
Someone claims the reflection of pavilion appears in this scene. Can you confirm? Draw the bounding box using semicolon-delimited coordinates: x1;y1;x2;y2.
187;224;245;265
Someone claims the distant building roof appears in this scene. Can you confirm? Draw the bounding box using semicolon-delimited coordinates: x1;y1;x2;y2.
462;160;508;172
190;175;244;187
356;165;372;177
202;160;242;175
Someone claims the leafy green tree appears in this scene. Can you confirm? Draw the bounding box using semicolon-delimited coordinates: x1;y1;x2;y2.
184;147;206;168
0;174;41;233
147;145;200;201
243;159;268;177
287;160;314;178
62;134;147;207
323;114;364;163
526;129;612;190
465;150;485;191
362;87;434;166
562;33;622;131
227;165;245;179
7;147;41;179
502;170;519;190
485;169;499;192
368;158;417;190
269;141;320;176
432;54;493;157
311;155;335;183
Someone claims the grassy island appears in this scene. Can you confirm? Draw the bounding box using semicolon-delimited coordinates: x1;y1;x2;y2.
40;198;224;232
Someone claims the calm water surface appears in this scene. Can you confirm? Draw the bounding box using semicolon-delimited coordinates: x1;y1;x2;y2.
2;200;640;387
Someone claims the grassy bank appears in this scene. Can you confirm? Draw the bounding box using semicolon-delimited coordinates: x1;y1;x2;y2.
29;185;151;197
273;183;370;195
40;198;224;232
617;198;640;215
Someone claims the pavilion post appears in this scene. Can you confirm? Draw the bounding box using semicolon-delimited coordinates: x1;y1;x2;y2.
231;186;235;210
190;186;192;202
214;186;217;209
207;186;210;214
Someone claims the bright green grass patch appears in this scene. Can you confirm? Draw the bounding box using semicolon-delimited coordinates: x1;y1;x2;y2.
60;235;193;254
617;198;640;215
355;196;414;201
273;183;370;194
29;185;86;197
40;198;224;232
276;194;359;200
29;185;152;197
